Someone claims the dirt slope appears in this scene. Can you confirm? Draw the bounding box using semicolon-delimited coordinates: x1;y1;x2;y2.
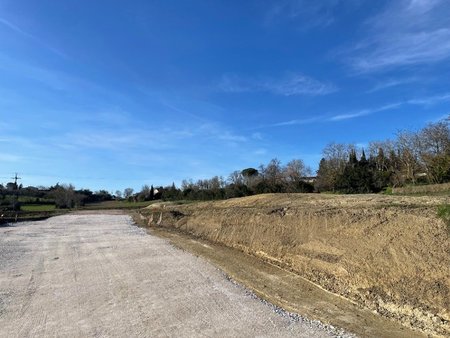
142;193;450;336
0;213;346;337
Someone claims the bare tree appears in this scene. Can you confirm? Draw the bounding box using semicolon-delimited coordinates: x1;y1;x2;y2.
264;158;283;188
228;170;243;185
283;159;311;182
123;187;134;199
417;121;450;183
396;131;422;184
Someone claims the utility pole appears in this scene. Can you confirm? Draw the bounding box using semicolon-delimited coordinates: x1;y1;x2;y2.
11;173;21;221
12;172;21;186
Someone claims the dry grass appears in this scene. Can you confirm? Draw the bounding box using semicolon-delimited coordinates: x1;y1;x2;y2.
392;182;450;195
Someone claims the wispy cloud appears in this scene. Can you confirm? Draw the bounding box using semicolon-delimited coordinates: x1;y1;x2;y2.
0;52;128;104
219;73;337;96
0;153;21;162
0;17;67;59
251;132;263;140
0;17;33;38
271;116;323;127
348;0;450;72
262;92;450;126
330;92;450;121
161;101;207;122
407;92;450;106
329;102;402;121
367;77;417;93
198;123;247;144
0;53;75;91
265;0;351;30
253;148;267;156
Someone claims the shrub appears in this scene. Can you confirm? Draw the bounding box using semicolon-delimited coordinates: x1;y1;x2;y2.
437;204;450;232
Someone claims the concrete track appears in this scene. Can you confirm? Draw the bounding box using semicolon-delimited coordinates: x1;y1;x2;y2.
0;213;341;337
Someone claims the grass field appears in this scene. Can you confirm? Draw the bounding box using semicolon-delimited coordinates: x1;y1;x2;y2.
81;200;154;210
20;204;56;212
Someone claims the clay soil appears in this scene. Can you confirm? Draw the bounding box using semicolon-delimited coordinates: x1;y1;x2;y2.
139;193;450;337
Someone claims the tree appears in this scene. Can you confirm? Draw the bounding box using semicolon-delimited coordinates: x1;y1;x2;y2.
283;159;313;192
161;183;181;201
315;143;353;192
228;170;243;186
315;158;333;192
284;159;311;181
241;168;259;188
369;147;392;190
396;131;422;185
417;121;450;183
150;185;155;200
335;151;374;193
123;188;134;199
50;184;84;209
264;159;284;192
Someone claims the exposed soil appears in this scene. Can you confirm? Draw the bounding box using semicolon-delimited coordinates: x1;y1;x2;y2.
139;193;450;337
0;213;348;337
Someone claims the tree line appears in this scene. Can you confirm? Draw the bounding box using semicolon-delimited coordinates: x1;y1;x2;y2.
2;117;448;208
0;183;114;210
157;117;449;200
315;118;450;193
157;158;314;201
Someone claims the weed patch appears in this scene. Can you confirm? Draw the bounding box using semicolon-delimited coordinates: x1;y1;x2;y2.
437;204;450;231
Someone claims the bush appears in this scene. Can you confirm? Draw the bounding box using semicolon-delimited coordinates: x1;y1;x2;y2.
383;186;393;195
437;204;450;232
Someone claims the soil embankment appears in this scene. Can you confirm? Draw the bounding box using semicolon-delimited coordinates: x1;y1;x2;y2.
140;194;450;337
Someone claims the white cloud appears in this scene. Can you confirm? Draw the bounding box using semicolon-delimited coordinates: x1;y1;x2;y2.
253;148;267;156
198;123;247;143
219;73;336;96
271;116;322;127
407;93;450;106
268;74;337;96
330;103;402;121
262;91;450;127
367;77;417;93
330;92;450;121
349;0;450;72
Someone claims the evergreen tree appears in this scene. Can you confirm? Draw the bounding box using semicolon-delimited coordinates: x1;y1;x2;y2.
315;158;334;192
150;185;154;200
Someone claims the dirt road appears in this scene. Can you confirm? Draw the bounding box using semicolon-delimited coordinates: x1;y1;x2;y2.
0;213;348;337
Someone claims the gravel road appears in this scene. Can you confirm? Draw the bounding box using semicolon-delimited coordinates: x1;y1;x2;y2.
0;213;343;337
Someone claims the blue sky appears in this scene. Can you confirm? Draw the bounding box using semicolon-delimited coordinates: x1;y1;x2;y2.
1;0;449;192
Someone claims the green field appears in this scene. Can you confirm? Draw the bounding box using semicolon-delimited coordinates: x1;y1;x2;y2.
81;200;155;210
20;204;56;212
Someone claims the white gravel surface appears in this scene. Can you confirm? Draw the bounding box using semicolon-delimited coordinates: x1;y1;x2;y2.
0;214;347;337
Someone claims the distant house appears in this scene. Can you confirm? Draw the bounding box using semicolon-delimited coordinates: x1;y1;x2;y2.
301;176;317;184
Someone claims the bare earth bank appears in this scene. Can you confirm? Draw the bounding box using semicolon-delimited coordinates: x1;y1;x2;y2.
140;193;450;337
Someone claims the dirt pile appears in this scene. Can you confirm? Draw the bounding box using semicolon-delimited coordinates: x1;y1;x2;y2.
141;194;450;336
